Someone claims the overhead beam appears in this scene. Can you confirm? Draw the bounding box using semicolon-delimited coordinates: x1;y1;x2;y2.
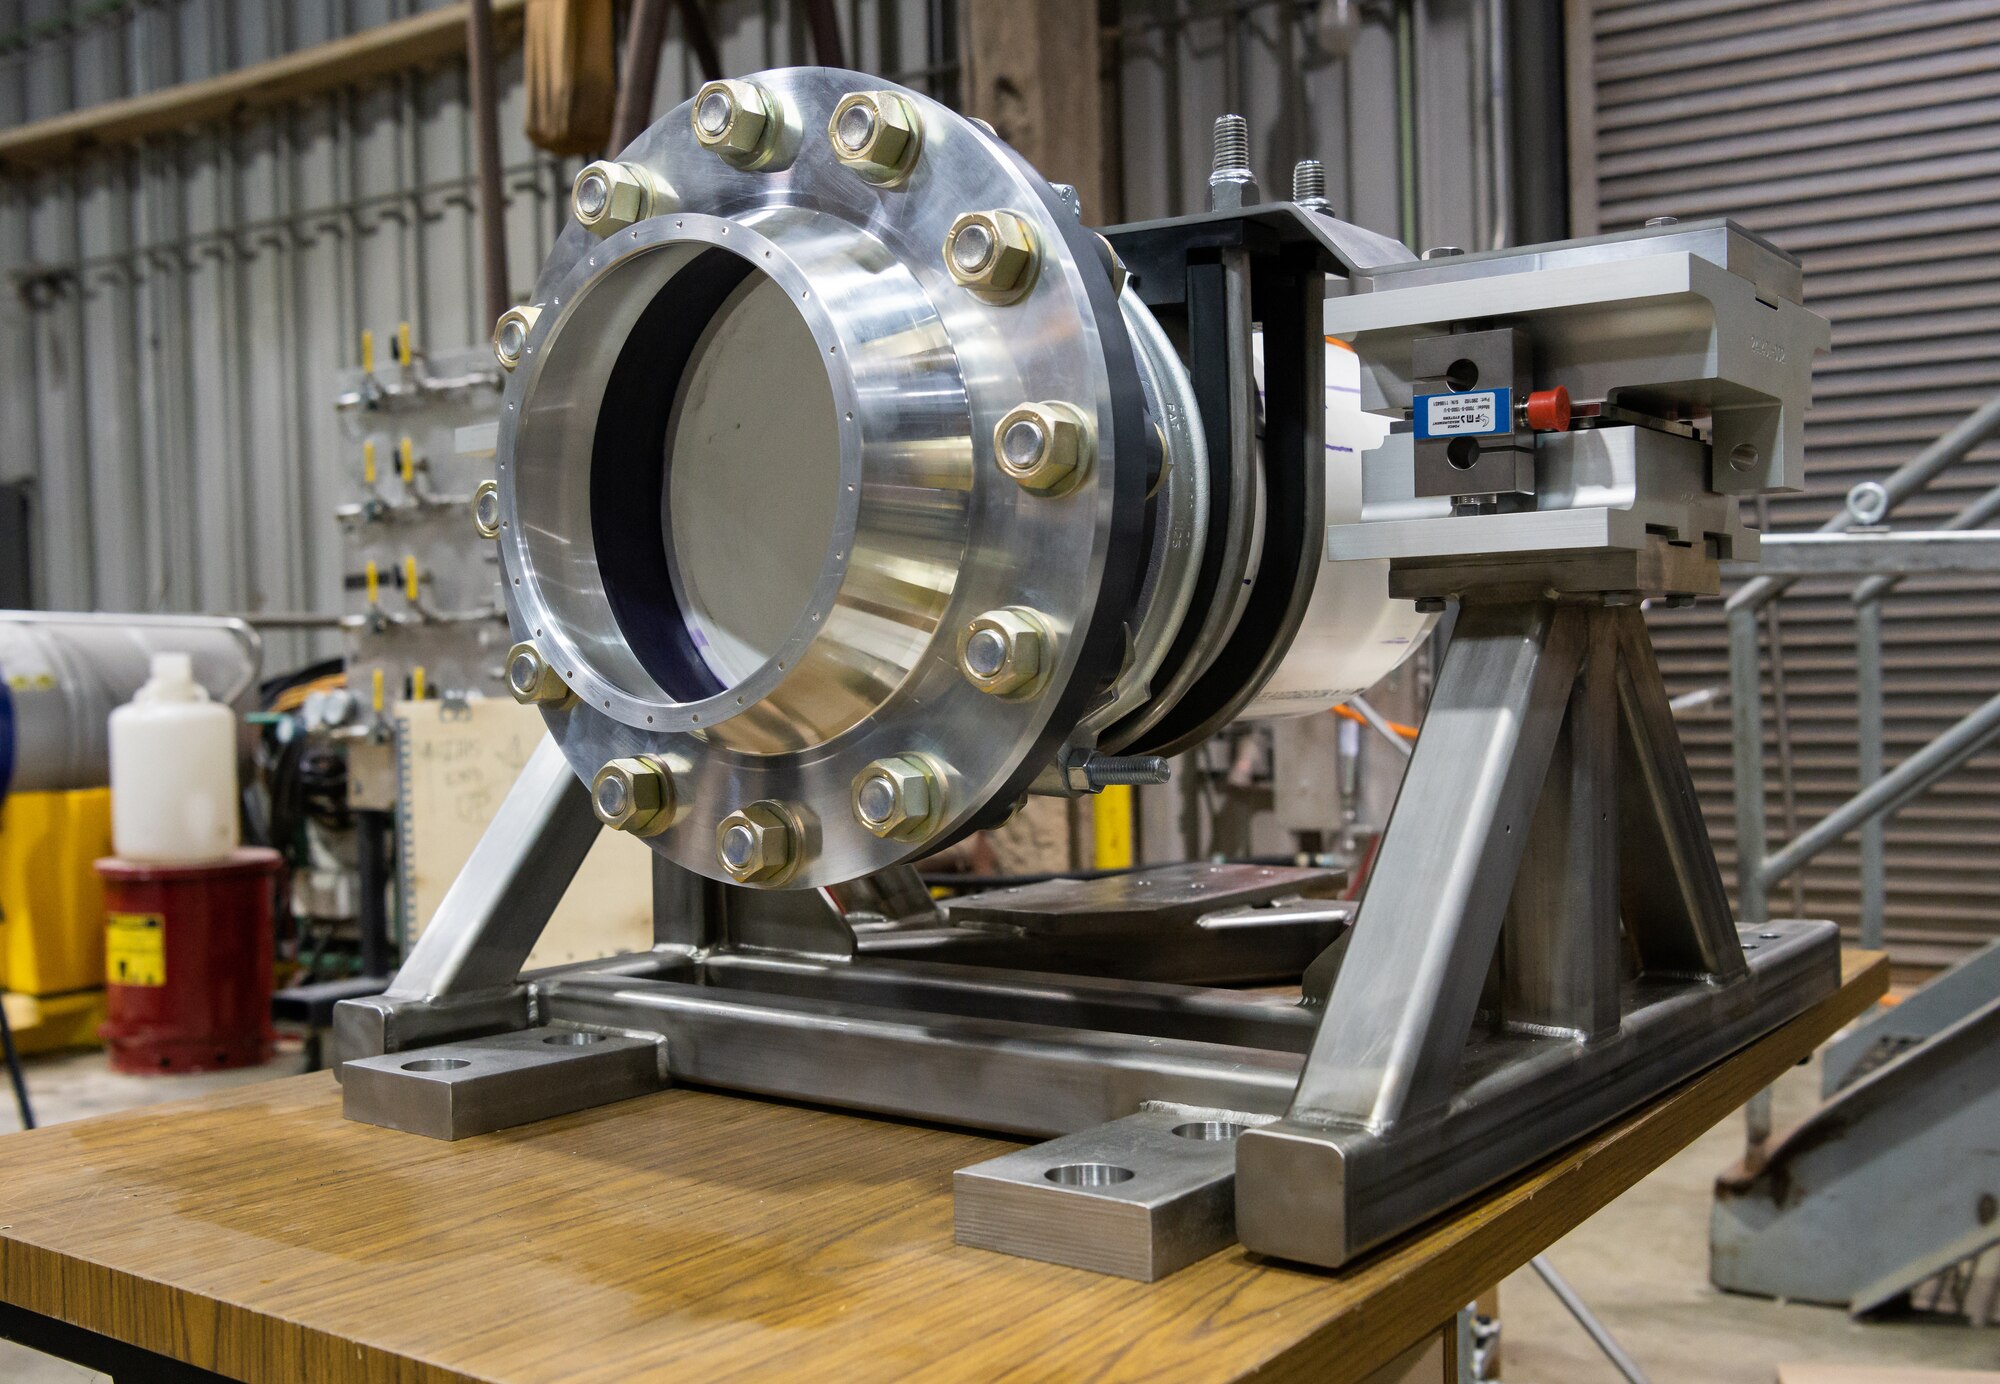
0;0;528;172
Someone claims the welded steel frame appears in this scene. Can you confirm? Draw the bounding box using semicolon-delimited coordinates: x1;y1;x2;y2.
335;596;1837;1273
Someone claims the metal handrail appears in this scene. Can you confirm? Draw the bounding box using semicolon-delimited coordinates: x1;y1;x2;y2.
1730;393;2000;618
1730;514;2000;942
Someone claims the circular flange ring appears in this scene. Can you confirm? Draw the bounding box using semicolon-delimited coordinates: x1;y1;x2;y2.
492;66;1150;888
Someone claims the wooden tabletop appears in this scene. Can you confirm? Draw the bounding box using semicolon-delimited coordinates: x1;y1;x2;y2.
0;951;1886;1384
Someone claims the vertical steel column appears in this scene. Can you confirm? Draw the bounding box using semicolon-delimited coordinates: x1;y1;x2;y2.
466;0;511;325
1288;599;1584;1129
1503;606;1620;1038
1855;597;1887;950
1727;602;1768;925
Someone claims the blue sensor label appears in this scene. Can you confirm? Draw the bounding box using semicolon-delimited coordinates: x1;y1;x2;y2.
1416;388;1510;439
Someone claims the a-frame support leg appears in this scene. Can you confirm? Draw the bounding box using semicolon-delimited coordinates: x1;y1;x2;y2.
1237;597;1837;1268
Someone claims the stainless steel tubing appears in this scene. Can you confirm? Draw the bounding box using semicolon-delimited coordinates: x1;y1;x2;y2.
1760;689;2000;892
0;612;261;797
1530;1256;1652;1384
1731;392;2000;616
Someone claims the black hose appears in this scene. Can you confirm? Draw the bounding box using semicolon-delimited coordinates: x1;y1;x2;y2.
0;995;35;1130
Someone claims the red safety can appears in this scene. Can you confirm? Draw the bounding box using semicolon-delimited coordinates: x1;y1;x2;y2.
94;847;281;1074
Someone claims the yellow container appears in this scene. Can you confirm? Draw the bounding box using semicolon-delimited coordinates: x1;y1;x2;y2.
0;786;113;996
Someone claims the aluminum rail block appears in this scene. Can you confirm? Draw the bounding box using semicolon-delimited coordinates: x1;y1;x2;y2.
343;1027;666;1139
955;1106;1267;1280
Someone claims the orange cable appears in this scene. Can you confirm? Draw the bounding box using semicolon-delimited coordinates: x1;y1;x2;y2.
1331;702;1419;739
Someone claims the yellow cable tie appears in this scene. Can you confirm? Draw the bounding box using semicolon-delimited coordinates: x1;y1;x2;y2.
371;667;385;713
360;327;375;374
364;560;379;606
396;321;413;367
411;664;427;701
403;555;420;603
399;436;416;486
362;439;377;486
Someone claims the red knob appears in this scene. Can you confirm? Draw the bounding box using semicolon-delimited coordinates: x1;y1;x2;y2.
1525;386;1572;432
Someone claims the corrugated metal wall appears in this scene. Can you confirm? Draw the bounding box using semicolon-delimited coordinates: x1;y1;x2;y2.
0;0;1484;665
1570;0;2000;965
0;0;954;672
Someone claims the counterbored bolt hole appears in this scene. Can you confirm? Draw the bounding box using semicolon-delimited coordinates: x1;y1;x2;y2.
1172;1121;1246;1141
402;1058;470;1072
1446;436;1481;470
1729;442;1761;472
1044;1163;1135;1187
1759;931;1780;939
1445;358;1480;392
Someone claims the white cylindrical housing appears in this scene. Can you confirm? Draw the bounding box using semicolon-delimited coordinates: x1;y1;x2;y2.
109;653;241;863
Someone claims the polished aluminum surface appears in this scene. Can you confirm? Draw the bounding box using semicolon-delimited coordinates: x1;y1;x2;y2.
342;1026;666;1139
497;67;1149;887
954;1105;1267;1280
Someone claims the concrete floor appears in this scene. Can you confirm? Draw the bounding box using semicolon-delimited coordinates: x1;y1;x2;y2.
0;1045;1991;1382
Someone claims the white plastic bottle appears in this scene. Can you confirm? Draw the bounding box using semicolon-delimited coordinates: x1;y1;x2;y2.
108;652;240;863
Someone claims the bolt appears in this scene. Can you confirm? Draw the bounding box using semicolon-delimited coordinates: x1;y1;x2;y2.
591;757;681;837
959;607;1051;697
1601;590;1642;608
571;160;670;237
1847;480;1889;526
1292;159;1330;210
1208;114;1257;211
492;304;540;371
691;79;779;167
1413;596;1447;614
1421;246;1465;260
471;479;502;538
505;642;574;708
993;401;1092;494
1079;754;1170;790
851;754;944;840
715;802;797;883
1050;182;1082;219
1645;215;1680;227
827;90;922;184
943;210;1039;302
1663;593;1697;609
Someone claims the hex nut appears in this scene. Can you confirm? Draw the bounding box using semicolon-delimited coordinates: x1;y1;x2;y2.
716;802;797;883
692;79;779;167
958;607;1051;697
505;642;573;709
994;401;1093;494
471;479;502;539
572;160;670;237
828;90;922;184
591;757;680;837
492;304;540;371
944;210;1038;303
852;755;944;840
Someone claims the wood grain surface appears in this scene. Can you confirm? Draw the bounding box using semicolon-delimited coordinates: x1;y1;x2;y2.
0;951;1887;1384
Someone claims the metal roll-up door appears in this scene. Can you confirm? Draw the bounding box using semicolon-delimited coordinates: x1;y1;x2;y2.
1569;0;2000;968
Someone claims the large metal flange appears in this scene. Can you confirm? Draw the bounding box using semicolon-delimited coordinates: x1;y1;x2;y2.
492;67;1151;888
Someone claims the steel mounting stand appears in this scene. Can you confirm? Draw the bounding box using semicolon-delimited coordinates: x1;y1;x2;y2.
331;596;1836;1279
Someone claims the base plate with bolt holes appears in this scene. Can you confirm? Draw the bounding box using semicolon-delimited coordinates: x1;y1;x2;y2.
954;1106;1274;1280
